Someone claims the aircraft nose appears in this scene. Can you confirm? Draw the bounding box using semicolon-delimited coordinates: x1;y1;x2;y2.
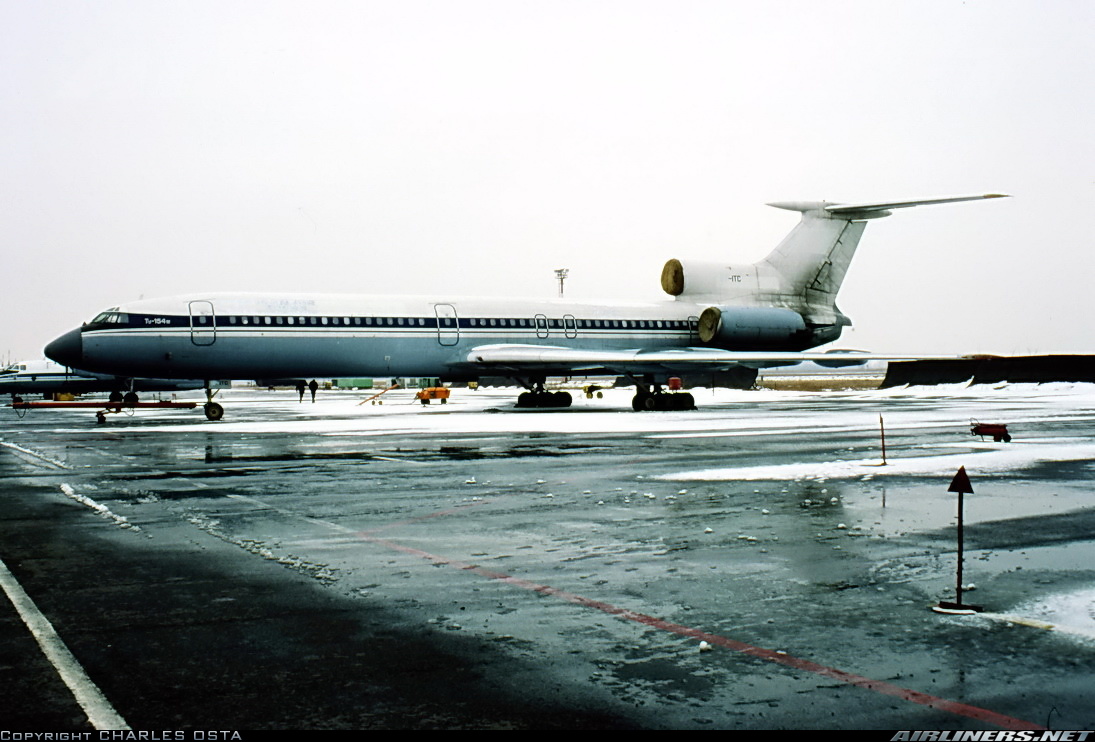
45;328;83;369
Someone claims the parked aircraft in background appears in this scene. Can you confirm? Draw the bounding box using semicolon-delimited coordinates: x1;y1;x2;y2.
45;194;1006;418
1;359;207;404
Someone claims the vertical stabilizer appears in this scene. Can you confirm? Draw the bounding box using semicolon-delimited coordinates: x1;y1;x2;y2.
759;194;1007;322
759;206;868;316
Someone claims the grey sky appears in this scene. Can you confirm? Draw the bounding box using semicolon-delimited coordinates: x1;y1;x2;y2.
2;1;1091;362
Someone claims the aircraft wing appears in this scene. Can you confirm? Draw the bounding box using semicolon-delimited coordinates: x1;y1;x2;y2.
463;344;952;376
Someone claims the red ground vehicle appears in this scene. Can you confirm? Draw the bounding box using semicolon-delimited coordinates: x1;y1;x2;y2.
416;387;450;405
970;420;1011;442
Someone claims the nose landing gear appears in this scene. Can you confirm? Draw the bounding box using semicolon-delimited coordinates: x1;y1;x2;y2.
203;386;224;421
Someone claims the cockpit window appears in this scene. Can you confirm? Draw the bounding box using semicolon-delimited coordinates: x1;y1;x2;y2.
90;312;124;326
87;309;128;329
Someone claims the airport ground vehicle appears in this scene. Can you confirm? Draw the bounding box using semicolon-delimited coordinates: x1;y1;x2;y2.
970;420;1011;442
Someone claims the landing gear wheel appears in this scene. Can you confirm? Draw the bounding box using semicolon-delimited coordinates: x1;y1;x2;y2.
516;389;572;409
123;392;138;406
96;412;106;424
632;391;695;411
669;393;695;411
109;391;123;404
204;402;224;421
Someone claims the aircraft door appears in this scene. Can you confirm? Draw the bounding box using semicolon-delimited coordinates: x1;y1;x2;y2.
434;304;459;346
534;314;549;339
563;314;578;339
688;315;700;343
189;301;216;346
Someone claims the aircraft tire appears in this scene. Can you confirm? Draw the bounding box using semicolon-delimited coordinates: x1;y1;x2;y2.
553;391;572;408
123;392;138;406
109;391;123;404
204;402;224;421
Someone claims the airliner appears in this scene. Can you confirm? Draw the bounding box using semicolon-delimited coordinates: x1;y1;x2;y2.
45;195;1006;419
1;359;207;403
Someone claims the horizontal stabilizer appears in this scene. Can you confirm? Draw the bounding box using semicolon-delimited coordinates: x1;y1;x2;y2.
824;193;1009;215
768;193;1008;217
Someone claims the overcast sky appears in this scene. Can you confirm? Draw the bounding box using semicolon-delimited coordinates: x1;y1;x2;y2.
2;1;1091;362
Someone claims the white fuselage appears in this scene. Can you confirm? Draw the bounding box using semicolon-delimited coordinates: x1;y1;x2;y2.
61;292;729;380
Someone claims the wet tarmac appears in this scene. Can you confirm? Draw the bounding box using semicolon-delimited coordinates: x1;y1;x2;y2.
2;383;1094;730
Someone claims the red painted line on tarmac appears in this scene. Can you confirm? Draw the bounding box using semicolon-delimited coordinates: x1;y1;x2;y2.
360;533;1044;731
357;498;492;536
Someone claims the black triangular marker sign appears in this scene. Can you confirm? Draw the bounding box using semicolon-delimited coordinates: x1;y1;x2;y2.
948;466;973;494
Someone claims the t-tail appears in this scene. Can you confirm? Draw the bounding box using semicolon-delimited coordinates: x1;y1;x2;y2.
661;194;1008;350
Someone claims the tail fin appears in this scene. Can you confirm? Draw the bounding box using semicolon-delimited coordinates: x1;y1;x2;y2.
760;194;1007;322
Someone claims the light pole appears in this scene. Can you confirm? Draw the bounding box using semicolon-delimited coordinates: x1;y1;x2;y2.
554;268;569;298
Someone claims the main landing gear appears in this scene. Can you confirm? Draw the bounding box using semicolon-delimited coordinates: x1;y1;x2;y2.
203;386;224;421
630;377;695;412
515;378;572;409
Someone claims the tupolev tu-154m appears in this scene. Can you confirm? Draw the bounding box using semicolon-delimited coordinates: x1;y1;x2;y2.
45;194;1006;420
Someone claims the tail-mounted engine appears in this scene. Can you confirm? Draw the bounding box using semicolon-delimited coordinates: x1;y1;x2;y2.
697;306;807;348
661;259;769;300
